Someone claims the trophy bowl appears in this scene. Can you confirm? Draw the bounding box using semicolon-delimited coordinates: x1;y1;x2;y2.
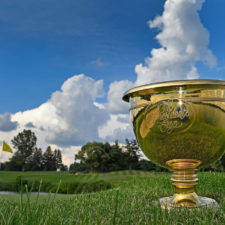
123;79;225;208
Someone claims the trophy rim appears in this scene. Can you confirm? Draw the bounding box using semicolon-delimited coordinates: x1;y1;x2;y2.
122;79;225;102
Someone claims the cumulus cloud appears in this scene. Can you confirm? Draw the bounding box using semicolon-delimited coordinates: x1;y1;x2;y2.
135;0;216;86
0;113;18;132
100;80;134;143
98;114;134;143
47;75;109;146
48;144;81;166
106;80;134;114
12;74;109;147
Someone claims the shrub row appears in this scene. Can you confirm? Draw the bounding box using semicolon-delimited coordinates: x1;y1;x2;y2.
0;176;113;194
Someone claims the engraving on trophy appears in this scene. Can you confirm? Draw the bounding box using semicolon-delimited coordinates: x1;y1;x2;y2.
157;100;190;134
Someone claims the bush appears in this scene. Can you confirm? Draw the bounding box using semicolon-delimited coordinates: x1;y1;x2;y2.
51;180;113;194
0;176;113;194
0;182;16;191
14;176;54;193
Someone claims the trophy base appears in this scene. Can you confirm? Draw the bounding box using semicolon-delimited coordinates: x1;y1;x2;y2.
159;196;218;210
160;159;218;209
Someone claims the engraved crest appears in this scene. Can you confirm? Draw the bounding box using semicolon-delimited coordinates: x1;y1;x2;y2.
157;100;190;134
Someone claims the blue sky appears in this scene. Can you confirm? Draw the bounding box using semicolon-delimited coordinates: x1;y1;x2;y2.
1;0;225;164
0;0;161;113
0;0;224;113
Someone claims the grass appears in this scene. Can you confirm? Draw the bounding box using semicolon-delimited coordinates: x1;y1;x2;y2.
0;170;149;194
0;171;103;193
0;170;145;185
0;171;102;184
0;171;225;224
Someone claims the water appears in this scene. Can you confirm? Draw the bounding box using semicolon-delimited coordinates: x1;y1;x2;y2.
0;191;18;195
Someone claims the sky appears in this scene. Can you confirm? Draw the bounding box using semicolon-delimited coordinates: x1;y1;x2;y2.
0;0;225;165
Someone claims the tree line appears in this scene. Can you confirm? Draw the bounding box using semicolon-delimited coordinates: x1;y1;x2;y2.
70;139;225;173
1;129;225;172
70;139;164;173
1;130;67;171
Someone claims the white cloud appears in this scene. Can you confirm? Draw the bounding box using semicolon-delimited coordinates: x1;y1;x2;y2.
46;75;109;146
49;144;81;166
135;0;216;86
106;80;134;114
98;114;134;143
12;74;109;147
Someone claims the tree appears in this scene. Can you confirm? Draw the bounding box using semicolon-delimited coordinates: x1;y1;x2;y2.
43;146;56;171
123;139;141;170
75;142;110;172
138;159;156;171
11;129;37;171
74;140;142;173
25;148;43;171
60;165;68;171
69;162;87;172
54;149;63;170
4;152;23;171
107;141;124;171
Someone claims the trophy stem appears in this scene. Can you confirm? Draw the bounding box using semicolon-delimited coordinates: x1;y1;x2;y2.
159;159;218;209
167;159;201;207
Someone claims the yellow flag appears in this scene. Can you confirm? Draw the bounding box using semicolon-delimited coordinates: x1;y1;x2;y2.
2;141;13;153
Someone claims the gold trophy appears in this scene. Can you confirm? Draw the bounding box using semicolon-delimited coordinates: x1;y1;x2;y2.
123;80;225;208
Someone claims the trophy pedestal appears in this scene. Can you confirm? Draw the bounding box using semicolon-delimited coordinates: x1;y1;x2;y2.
159;159;218;209
159;196;218;209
